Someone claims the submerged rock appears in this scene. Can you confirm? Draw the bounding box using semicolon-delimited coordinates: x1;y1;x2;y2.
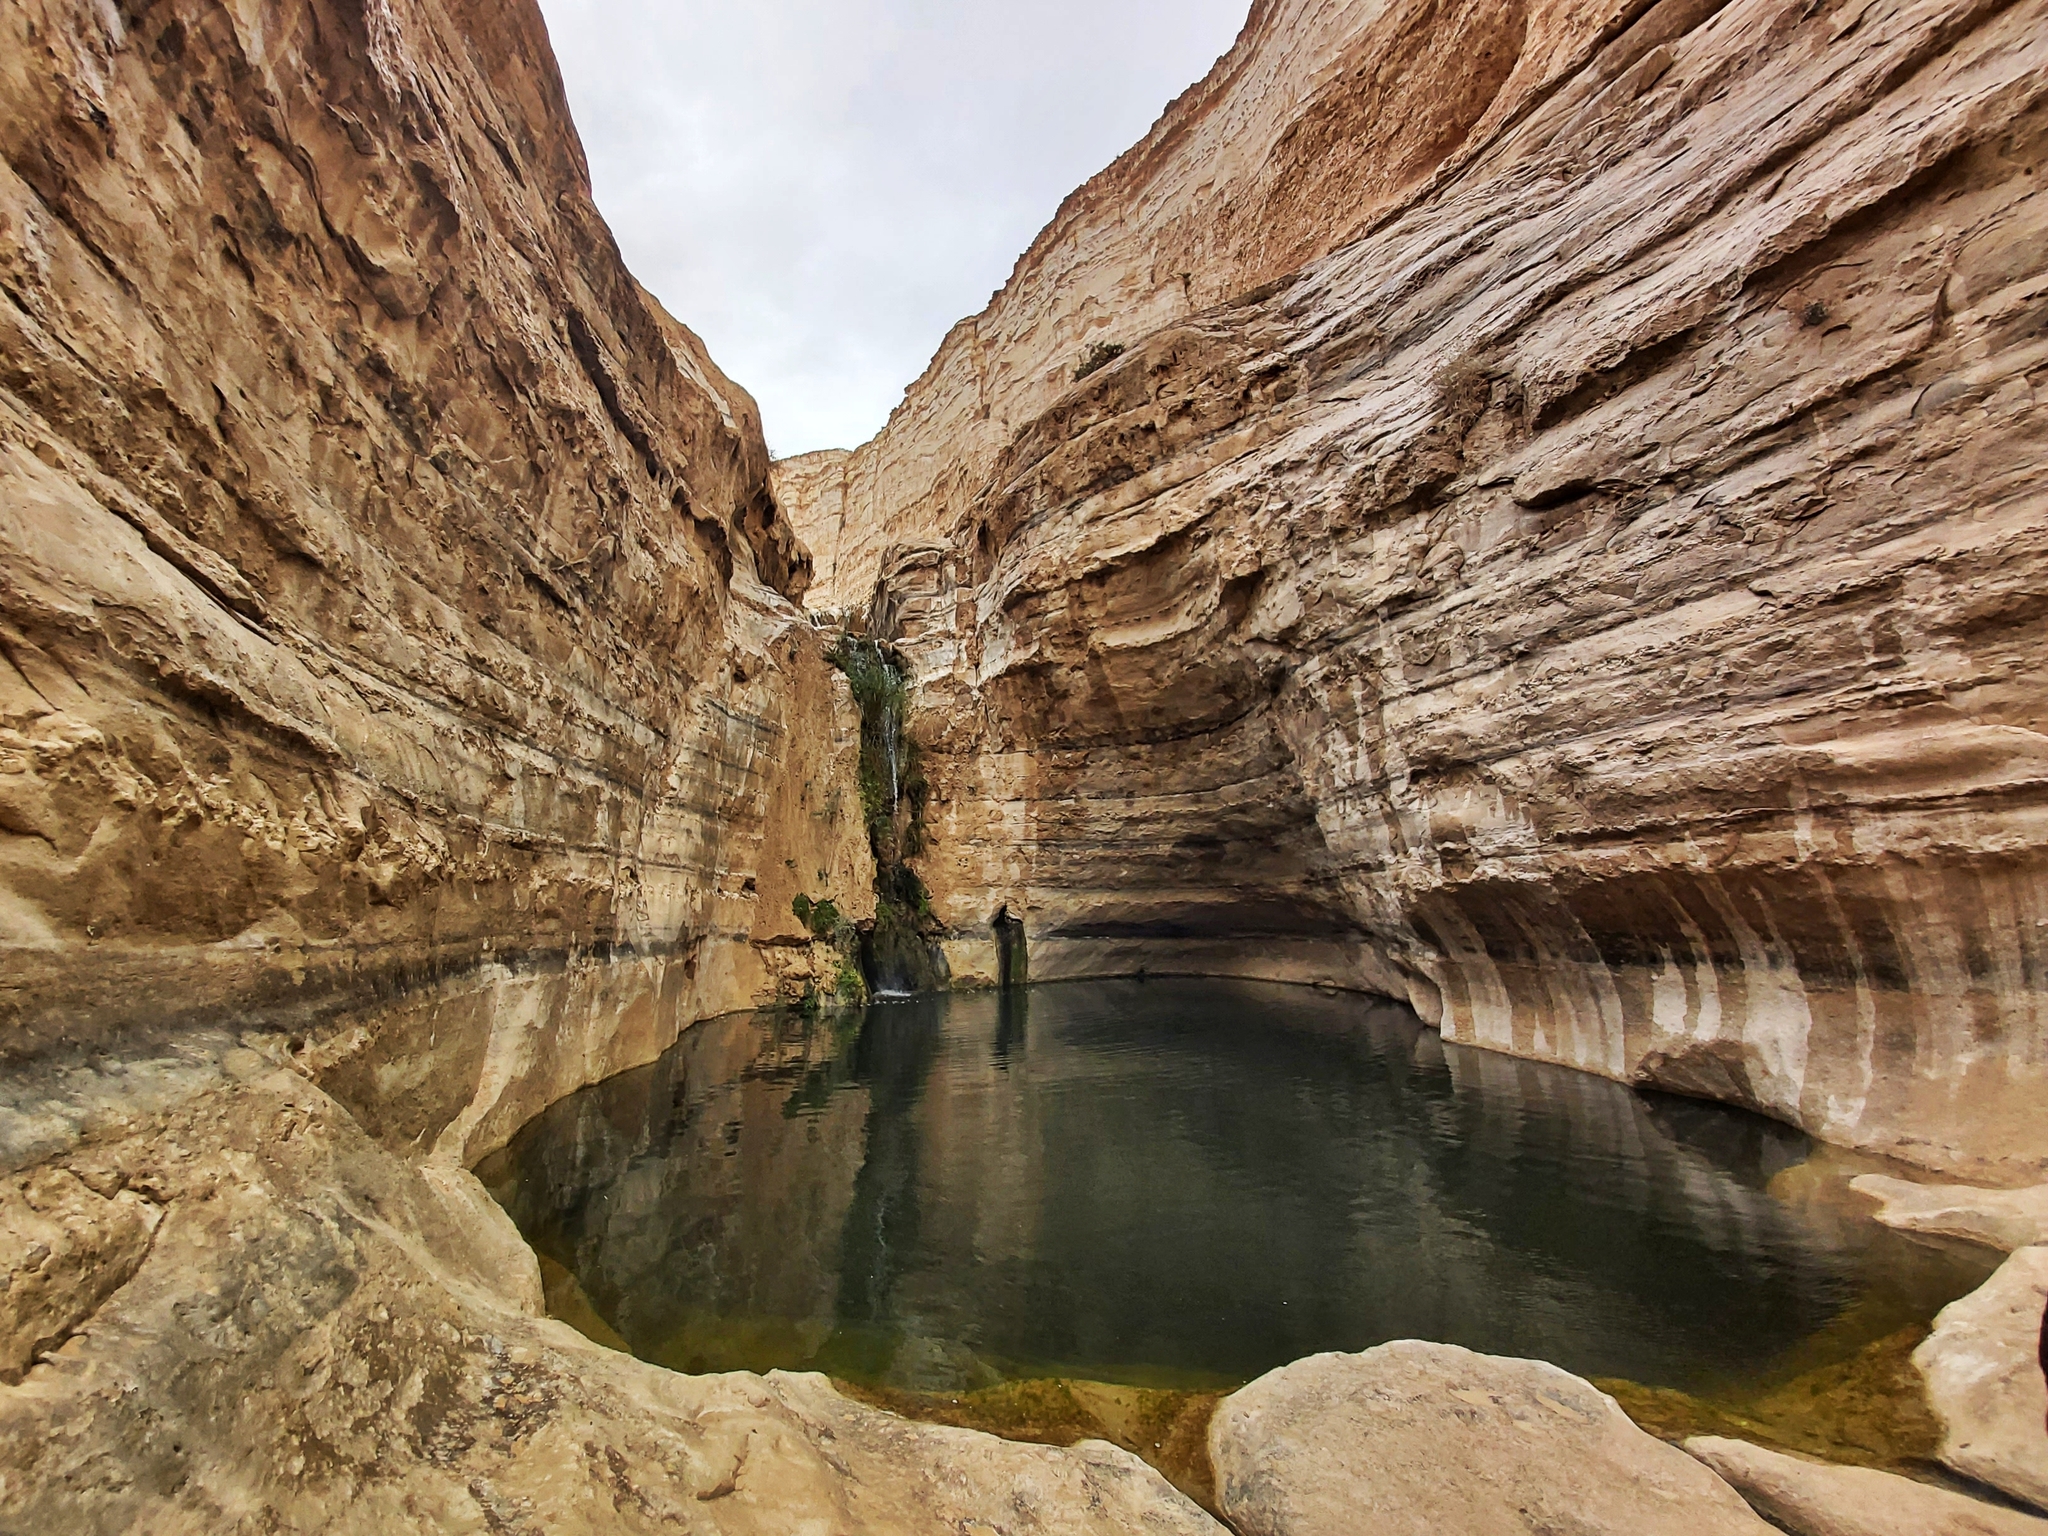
1917;1246;2048;1511
1208;1342;1774;1536
1685;1435;2048;1536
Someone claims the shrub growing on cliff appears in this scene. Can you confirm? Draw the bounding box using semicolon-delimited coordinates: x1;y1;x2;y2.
792;893;843;939
827;636;928;852
825;635;947;995
1073;340;1125;381
791;891;867;1013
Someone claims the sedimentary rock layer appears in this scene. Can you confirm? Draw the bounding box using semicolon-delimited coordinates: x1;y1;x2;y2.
0;0;1217;1526
780;0;2048;1177
0;0;850;1074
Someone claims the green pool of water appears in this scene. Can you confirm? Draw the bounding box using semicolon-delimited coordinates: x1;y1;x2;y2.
477;978;1995;1397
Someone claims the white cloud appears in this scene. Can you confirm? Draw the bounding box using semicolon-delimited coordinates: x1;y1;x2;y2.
534;1;1250;455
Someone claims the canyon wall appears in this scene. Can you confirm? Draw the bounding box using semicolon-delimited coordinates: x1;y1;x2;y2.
0;0;874;1092
777;0;2048;1179
0;3;1195;1528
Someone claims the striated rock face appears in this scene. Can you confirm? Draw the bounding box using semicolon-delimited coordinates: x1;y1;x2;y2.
0;0;836;1074
0;1;1156;1527
779;0;2048;1176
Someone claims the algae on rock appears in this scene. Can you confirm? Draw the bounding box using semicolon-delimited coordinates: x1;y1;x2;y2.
791;894;868;1012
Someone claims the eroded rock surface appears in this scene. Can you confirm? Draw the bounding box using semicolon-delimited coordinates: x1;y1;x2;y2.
1916;1245;2048;1510
1208;1342;1774;1535
1856;1176;2048;1251
779;0;2048;1178
0;1056;1221;1534
0;0;844;1076
1685;1435;2048;1536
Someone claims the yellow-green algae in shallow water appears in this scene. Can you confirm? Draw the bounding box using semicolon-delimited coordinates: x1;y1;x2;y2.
535;1253;1226;1511
836;1378;1225;1515
1598;1322;1942;1471
1598;1150;1999;1479
531;1273;1961;1513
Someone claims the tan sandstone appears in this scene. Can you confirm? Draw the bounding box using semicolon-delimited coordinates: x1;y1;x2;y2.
1855;1175;2048;1251
0;1054;1221;1532
0;0;843;1076
778;0;2048;1180
1685;1435;2048;1536
0;0;1207;1527
7;0;2048;1524
1208;1342;1775;1536
1916;1246;2048;1511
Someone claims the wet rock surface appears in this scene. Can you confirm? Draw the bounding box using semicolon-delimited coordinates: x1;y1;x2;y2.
1856;1177;2048;1252
1208;1342;1775;1535
1686;1435;2048;1536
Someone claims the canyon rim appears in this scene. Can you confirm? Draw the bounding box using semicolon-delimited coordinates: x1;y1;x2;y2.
2;0;2046;1531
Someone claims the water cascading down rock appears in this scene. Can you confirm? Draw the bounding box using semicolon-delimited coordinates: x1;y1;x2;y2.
829;635;951;995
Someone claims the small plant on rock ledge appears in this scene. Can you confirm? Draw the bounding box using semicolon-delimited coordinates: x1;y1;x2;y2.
1073;341;1125;381
791;892;867;1012
791;892;844;939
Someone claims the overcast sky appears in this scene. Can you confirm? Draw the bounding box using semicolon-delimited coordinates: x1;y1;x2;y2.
533;1;1250;456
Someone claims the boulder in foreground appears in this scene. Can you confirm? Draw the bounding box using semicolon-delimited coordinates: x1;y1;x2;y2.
1686;1434;2048;1536
1209;1342;1773;1536
1917;1246;2048;1511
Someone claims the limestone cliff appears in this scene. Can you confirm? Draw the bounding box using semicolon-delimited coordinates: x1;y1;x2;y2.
0;2;1217;1528
777;0;2048;1179
0;0;869;1077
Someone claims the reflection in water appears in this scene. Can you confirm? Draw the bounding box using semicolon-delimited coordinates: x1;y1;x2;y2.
479;980;1994;1394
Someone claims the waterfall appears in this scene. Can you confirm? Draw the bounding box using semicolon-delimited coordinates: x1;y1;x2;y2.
883;683;900;809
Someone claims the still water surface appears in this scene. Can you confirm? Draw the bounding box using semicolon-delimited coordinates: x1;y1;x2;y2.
479;979;1993;1394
